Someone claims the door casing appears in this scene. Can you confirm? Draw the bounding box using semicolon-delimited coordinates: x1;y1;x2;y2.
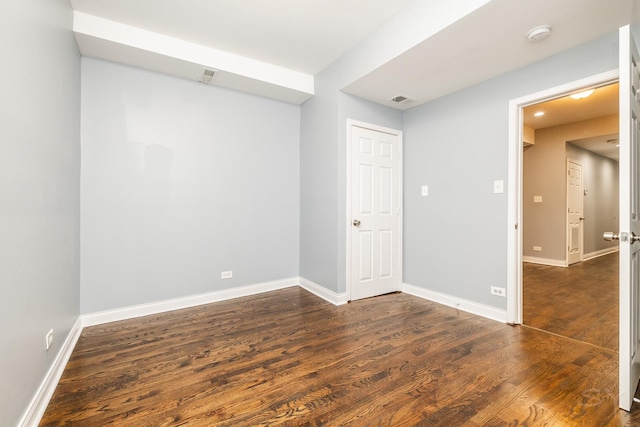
506;69;619;324
567;158;584;265
346;119;403;301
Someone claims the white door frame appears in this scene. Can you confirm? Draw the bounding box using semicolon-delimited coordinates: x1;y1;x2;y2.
566;158;584;265
346;119;403;301
506;70;619;324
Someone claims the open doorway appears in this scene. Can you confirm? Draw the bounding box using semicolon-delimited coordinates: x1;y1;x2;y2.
521;82;620;350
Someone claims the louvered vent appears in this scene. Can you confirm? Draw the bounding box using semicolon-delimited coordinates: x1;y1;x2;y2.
390;95;408;103
200;67;218;84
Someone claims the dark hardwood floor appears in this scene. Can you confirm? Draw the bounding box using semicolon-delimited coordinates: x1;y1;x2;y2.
523;252;619;351
41;286;640;426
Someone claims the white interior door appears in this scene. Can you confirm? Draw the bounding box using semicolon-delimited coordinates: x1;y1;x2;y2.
349;123;401;301
618;24;640;412
567;159;583;265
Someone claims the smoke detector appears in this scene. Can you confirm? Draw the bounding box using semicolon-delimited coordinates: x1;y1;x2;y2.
527;25;551;42
200;67;218;84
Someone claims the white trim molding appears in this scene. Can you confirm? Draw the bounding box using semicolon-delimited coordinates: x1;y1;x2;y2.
403;283;507;324
583;246;619;261
506;68;620;324
522;256;568;267
19;318;83;427
81;277;299;327
298;277;349;305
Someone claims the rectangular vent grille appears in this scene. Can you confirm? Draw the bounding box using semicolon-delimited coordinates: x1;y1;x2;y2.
390;95;408;103
200;67;218;84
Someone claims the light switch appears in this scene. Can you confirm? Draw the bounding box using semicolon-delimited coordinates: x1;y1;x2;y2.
493;180;504;194
534;196;542;203
421;185;428;196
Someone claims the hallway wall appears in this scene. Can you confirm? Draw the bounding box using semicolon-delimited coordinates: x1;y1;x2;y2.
523;114;618;262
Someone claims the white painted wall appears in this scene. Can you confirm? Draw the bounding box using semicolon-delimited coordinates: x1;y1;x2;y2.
81;58;300;313
0;0;80;425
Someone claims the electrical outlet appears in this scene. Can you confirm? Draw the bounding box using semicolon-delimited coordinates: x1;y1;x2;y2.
533;246;542;252
221;271;233;279
45;329;54;351
491;286;506;297
421;185;429;196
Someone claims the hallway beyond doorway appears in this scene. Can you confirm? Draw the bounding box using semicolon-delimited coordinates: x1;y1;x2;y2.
523;252;618;351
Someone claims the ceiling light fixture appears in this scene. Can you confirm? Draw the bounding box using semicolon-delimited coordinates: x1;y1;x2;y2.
534;111;545;117
527;25;551;42
570;89;595;100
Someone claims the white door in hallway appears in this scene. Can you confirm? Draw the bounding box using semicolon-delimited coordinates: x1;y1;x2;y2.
348;122;401;301
618;24;640;412
567;159;583;265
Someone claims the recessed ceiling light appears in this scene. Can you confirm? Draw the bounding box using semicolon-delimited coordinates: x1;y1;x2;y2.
570;89;595;100
527;25;551;42
534;111;545;117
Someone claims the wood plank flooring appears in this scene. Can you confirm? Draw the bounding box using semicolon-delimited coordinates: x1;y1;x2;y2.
41;287;640;426
523;252;619;351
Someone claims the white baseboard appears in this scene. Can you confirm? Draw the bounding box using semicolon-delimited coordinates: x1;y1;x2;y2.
583;246;619;261
522;256;567;267
298;277;348;305
81;277;299;327
402;283;507;323
19;317;83;427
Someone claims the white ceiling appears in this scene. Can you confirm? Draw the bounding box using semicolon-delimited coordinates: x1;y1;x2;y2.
524;83;619;161
70;0;414;75
569;133;620;161
70;0;637;108
524;83;619;130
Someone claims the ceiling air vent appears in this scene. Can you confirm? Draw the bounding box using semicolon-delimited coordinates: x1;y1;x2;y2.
200;67;218;84
390;95;408;103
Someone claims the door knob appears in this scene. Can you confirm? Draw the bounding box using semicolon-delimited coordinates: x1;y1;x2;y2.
579;217;585;221
353;219;361;227
604;232;640;244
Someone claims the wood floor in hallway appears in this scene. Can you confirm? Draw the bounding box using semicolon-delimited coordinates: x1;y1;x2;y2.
41;286;640;426
523;252;619;351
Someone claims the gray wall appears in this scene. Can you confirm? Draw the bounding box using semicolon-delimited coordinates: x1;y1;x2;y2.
566;144;619;255
299;66;402;294
402;32;619;309
299;75;340;291
0;0;80;425
81;58;300;313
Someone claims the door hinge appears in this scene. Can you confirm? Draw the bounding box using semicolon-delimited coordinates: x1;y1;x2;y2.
515;223;518;230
